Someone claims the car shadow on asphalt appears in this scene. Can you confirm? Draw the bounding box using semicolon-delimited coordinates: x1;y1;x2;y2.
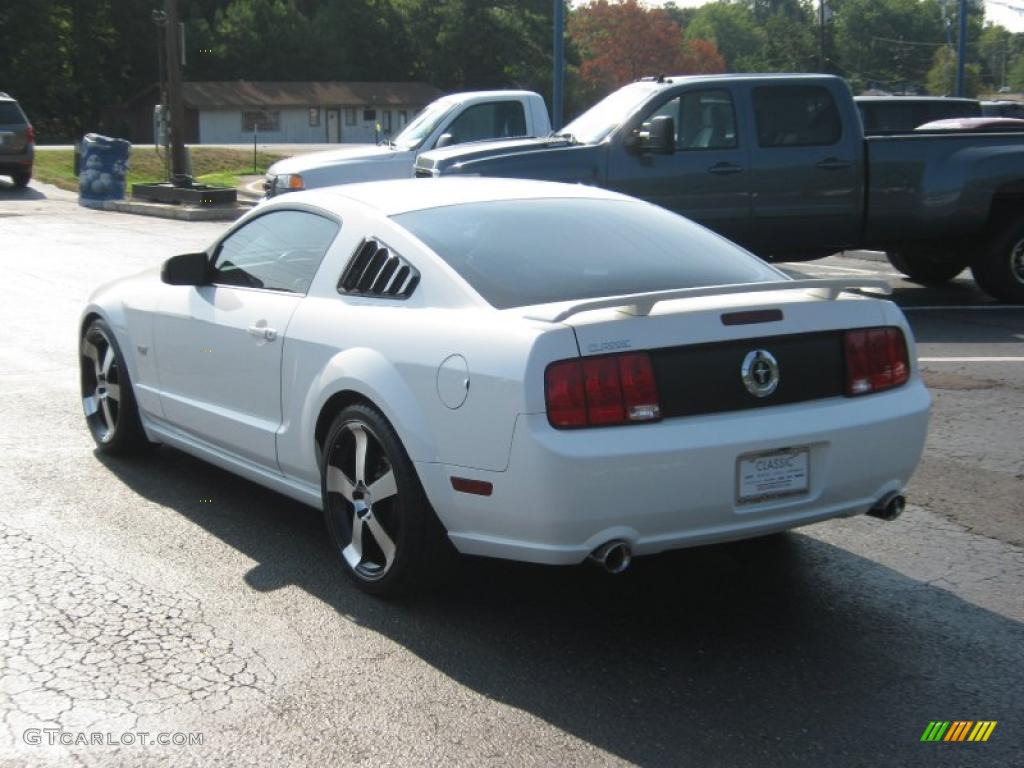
97;447;1023;767
0;179;46;200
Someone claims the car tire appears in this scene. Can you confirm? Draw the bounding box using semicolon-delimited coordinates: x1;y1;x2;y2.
12;171;30;188
972;217;1024;303
886;247;969;285
80;319;154;454
320;403;454;597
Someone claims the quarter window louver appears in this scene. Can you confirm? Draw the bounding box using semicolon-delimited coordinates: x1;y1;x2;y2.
337;239;419;299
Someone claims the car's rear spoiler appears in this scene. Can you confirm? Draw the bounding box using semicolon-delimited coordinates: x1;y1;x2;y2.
523;278;892;323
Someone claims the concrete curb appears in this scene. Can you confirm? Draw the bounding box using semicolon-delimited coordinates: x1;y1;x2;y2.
88;198;255;221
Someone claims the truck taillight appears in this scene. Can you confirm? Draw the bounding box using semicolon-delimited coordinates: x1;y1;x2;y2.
25;124;34;144
545;352;661;428
844;327;909;396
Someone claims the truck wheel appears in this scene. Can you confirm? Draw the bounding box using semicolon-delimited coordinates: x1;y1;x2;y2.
12;172;31;188
886;248;968;286
972;218;1024;303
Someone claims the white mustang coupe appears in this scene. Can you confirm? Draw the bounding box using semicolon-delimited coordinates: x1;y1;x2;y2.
80;178;930;596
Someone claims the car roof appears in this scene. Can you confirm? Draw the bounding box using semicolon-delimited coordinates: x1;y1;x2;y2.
285;177;635;216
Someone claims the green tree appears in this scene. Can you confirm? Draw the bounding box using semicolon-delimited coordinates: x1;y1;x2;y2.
394;0;554;93
977;24;1024;91
685;0;816;72
686;2;765;71
832;0;985;93
925;45;980;96
1008;52;1024;91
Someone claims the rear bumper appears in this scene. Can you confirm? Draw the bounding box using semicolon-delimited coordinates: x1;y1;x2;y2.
0;156;32;175
417;382;930;565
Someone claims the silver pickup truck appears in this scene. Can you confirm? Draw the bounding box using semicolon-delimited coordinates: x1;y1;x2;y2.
264;90;551;197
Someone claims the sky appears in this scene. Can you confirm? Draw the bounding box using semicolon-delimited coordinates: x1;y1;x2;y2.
632;0;1024;34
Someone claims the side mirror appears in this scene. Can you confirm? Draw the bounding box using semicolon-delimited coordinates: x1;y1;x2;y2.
435;133;454;149
161;252;209;286
637;115;675;155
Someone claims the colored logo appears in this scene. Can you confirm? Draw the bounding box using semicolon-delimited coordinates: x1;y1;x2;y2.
920;721;997;742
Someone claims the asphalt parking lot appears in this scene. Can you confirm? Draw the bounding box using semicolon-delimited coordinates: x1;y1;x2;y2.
0;180;1021;767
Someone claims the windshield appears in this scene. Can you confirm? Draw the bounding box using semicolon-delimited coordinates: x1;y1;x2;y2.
393;99;457;150
558;83;660;143
393;198;780;310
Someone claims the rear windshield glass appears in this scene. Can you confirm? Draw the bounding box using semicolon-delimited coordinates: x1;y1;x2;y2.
392;198;780;309
0;102;25;124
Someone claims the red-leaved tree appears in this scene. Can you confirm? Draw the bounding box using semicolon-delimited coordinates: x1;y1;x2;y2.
569;0;725;104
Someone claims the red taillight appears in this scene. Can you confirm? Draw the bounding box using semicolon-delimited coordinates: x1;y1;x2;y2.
25;124;35;144
545;352;661;428
545;359;587;427
844;327;909;396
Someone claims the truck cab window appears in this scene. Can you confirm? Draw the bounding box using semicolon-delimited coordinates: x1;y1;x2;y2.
753;86;841;147
646;90;737;150
446;101;527;145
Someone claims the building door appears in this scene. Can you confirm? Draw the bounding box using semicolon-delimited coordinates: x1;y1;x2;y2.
327;109;340;142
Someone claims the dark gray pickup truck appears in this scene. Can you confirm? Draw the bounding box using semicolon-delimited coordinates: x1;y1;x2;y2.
415;74;1024;302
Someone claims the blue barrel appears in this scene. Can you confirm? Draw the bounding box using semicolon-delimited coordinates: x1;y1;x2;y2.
78;133;131;206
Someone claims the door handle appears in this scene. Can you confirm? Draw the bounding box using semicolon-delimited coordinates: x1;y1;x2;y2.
247;324;277;341
815;158;852;170
708;162;743;175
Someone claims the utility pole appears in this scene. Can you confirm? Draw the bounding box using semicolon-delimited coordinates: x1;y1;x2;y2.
164;0;189;179
819;0;826;72
552;0;564;131
956;0;967;96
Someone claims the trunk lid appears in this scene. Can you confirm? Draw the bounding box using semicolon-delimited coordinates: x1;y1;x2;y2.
522;284;891;418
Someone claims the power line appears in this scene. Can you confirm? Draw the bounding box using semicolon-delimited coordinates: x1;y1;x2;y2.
986;0;1024;15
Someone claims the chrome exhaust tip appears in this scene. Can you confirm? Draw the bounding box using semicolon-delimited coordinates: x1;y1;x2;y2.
867;492;906;522
589;540;632;574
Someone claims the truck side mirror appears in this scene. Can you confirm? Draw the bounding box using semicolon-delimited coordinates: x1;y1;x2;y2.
161;252;209;286
435;133;455;149
639;115;675;155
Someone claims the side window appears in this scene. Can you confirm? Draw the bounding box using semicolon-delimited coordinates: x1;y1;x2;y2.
753;86;841;147
445;101;528;145
644;90;738;150
212;210;340;294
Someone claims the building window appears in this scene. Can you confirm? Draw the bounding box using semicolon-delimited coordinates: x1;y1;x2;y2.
399;110;408;127
363;108;376;122
344;108;357;125
242;110;280;132
309;107;320;127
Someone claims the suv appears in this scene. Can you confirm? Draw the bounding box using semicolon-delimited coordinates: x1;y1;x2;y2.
0;92;34;188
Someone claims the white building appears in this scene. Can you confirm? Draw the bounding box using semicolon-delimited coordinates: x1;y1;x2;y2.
109;81;443;145
188;81;442;144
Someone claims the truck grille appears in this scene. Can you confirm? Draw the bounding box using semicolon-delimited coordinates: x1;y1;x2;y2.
649;331;846;418
414;168;434;178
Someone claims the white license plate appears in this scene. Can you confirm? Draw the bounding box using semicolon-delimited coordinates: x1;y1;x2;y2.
737;447;810;503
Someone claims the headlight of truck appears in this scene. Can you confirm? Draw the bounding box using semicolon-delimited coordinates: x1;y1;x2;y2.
275;173;305;191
